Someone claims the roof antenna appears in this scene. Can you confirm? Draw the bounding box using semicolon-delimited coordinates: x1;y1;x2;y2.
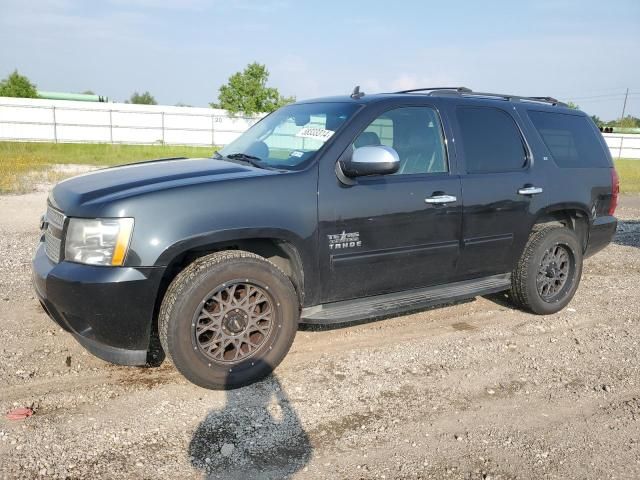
350;85;365;99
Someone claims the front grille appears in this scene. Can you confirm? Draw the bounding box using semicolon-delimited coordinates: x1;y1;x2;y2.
46;205;65;230
44;228;62;263
44;205;65;263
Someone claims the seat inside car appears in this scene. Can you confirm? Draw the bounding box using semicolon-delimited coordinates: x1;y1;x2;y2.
354;131;381;148
397;128;435;174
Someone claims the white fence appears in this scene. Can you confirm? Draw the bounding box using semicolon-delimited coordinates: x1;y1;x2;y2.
602;133;640;159
1;97;639;158
0;97;260;147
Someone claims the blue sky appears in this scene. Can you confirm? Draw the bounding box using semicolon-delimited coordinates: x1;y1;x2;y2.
1;0;639;120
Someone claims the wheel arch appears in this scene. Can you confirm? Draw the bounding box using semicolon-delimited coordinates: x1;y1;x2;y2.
532;203;591;252
155;229;308;304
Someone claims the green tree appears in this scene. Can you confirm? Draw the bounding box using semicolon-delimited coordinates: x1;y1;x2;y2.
211;62;294;115
590;115;603;127
128;91;157;105
0;70;38;98
566;101;580;110
617;115;640;129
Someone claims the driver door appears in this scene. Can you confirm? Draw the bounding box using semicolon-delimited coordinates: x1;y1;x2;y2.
318;105;462;303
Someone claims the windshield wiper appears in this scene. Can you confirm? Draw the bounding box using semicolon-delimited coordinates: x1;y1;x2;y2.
224;152;266;169
226;153;262;162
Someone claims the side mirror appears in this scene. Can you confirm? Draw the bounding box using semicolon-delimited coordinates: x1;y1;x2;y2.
340;145;400;177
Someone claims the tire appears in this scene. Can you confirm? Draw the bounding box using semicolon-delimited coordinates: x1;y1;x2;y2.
510;226;583;315
158;250;299;389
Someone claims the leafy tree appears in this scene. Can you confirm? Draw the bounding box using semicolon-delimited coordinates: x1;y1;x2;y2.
603;115;640;129
617;115;640;129
590;115;602;127
0;70;38;98
211;62;294;115
566;101;580;110
128;91;157;105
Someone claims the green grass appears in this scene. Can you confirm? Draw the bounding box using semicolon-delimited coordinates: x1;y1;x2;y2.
614;159;640;194
0;141;216;193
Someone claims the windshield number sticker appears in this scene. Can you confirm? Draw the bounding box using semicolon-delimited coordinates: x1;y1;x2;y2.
296;127;334;141
290;150;304;158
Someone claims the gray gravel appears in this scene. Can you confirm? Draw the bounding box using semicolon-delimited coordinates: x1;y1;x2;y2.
0;191;639;479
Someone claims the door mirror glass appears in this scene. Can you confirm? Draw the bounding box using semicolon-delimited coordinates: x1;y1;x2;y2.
341;145;400;177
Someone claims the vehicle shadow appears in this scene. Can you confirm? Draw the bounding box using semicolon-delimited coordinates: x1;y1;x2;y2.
483;291;517;309
189;360;312;479
614;220;640;249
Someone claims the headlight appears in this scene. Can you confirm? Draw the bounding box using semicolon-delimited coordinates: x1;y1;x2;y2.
64;218;134;266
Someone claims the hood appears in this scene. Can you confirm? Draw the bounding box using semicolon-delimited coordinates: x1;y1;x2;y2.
50;157;276;213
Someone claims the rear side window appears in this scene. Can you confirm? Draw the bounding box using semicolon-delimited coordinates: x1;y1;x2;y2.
527;111;609;168
457;107;528;173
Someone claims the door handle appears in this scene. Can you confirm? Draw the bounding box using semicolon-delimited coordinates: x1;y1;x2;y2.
425;194;457;204
518;186;543;196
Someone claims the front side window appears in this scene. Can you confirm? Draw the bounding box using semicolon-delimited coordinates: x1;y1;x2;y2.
457;106;528;173
218;102;359;170
352;106;448;175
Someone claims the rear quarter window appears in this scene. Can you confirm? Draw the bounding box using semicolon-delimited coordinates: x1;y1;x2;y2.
527;110;609;168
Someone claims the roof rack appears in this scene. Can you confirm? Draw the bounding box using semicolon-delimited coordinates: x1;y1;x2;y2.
394;87;567;107
395;86;472;94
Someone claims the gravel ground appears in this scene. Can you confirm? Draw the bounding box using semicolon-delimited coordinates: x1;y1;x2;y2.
0;192;639;480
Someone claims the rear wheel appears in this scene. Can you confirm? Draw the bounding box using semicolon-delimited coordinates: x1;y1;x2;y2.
510;226;583;315
159;251;299;389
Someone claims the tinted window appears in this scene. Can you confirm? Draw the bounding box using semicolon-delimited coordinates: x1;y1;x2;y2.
457;107;527;173
528;111;609;168
353;107;448;175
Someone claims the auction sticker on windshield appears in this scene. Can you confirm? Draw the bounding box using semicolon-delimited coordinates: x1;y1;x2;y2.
295;127;334;141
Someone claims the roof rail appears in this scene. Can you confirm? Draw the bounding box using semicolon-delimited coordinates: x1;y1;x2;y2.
394;87;568;107
395;86;472;94
526;96;565;105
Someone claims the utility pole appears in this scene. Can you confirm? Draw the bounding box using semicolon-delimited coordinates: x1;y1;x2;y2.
620;88;629;120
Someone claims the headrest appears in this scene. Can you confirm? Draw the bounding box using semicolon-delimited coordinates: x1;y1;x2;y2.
354;131;381;148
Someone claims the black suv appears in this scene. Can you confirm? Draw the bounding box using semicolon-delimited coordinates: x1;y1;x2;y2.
32;87;619;389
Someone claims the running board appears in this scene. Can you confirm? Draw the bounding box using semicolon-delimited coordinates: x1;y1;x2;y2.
300;274;511;325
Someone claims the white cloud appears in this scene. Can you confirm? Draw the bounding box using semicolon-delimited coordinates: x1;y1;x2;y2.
108;0;210;10
231;0;291;12
271;55;321;99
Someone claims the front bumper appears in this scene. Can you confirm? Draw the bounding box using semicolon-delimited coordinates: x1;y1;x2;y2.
32;242;165;366
585;215;618;258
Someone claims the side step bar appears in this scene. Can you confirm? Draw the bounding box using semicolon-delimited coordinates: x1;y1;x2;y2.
300;274;511;325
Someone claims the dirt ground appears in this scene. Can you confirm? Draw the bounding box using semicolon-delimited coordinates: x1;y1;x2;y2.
0;191;639;480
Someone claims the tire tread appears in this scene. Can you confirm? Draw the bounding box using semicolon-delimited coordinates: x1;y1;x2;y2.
510;225;572;313
158;250;293;371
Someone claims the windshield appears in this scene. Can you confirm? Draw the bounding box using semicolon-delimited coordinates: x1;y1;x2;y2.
218;102;360;170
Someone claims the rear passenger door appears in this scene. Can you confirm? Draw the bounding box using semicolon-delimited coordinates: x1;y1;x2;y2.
451;105;543;277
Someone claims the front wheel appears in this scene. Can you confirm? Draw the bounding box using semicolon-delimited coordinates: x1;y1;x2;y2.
158;251;299;389
510;226;583;315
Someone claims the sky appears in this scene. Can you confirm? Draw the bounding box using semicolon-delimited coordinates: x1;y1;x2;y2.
1;0;639;120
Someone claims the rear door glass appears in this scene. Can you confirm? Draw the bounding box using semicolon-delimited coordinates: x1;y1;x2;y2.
527;111;609;167
456;107;528;173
